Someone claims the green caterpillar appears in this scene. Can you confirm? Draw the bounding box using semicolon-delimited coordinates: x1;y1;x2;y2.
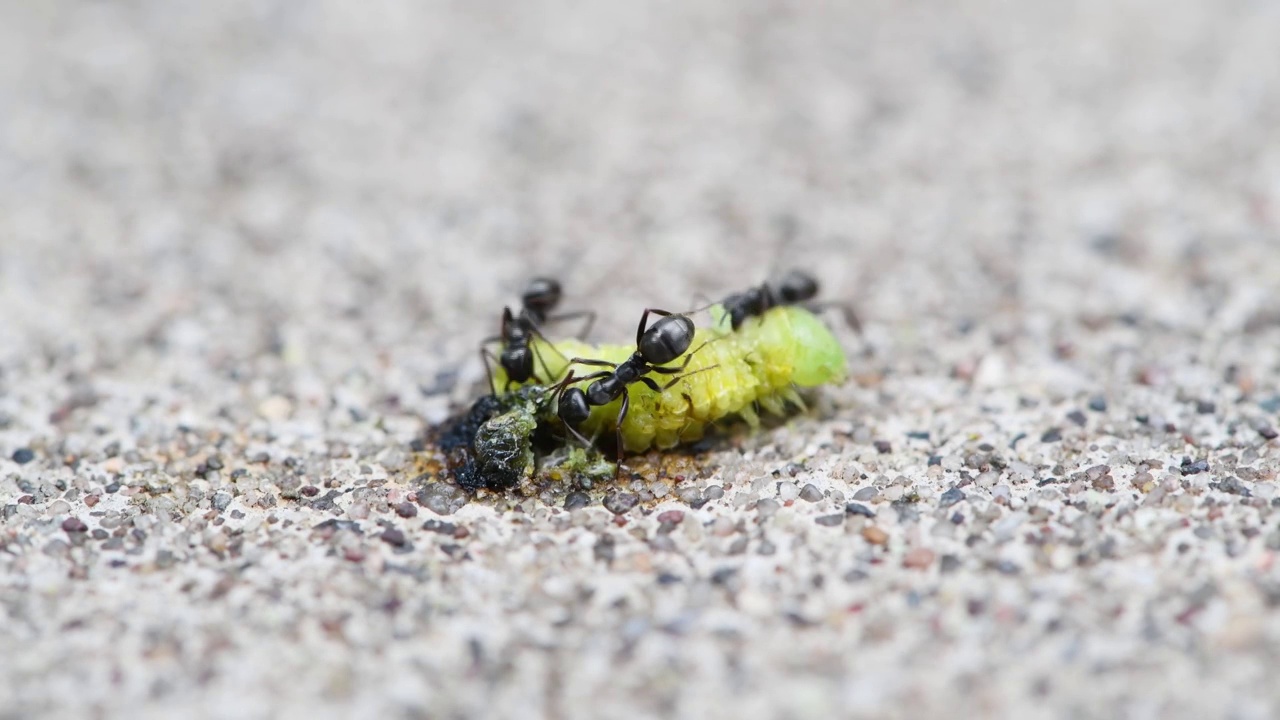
491;304;847;453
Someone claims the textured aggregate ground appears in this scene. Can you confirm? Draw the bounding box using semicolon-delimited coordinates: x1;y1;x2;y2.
3;0;1280;718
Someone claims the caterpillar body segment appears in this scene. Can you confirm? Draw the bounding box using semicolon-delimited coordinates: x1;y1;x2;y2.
489;304;847;453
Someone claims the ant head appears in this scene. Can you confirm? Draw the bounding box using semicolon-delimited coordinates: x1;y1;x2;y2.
557;387;591;427
500;345;534;382
521;277;562;316
639;314;695;365
775;270;819;304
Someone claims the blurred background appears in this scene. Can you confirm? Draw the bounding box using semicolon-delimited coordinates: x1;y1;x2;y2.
3;0;1277;399
4;2;1280;718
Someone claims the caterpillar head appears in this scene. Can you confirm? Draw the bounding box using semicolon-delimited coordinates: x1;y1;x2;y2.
780;306;848;386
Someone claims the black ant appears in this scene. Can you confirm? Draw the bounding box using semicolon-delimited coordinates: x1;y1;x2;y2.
553;308;707;461
720;269;861;333
481;278;595;393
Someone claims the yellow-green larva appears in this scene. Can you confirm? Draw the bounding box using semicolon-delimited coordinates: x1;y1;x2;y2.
492;304;847;453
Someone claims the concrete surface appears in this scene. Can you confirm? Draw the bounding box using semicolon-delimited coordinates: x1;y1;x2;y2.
3;0;1280;718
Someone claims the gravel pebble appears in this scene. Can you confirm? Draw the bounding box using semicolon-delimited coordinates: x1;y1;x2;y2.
61;517;88;533
903;548;936;570
861;526;889;545
380;528;408;547
814;514;844;527
11;448;35;464
656;510;685;525
1181;459;1210;476
939;487;966;507
675;486;703;506
799;484;823;502
845;502;876;518
563;492;591;510
604;492;639;515
852;487;878;501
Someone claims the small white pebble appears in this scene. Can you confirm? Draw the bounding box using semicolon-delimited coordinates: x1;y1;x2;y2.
777;482;799;502
258;395;293;421
711;517;735;537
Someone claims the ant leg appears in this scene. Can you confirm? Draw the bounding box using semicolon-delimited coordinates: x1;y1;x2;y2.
563;421;596;450
806;301;863;334
647;334;724;377
563;357;619;375
613;389;631;463
478;343;503;396
659;363;718;390
526;328;571;383
551;369;611;402
634;307;677;346
542;310;597;341
634;363;720;395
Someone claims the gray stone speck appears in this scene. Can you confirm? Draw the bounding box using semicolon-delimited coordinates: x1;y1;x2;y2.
675;486;703;506
799;484;823;502
1088;396;1108;412
993;560;1020;575
852;487;877;501
380;528;408;547
815;514;844;527
1040;428;1063;443
604;492;639;515
940;487;966;508
1211;477;1251;497
563;492;591;510
1181;459;1210;476
61;517;89;533
212;493;232;511
845;502;875;518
